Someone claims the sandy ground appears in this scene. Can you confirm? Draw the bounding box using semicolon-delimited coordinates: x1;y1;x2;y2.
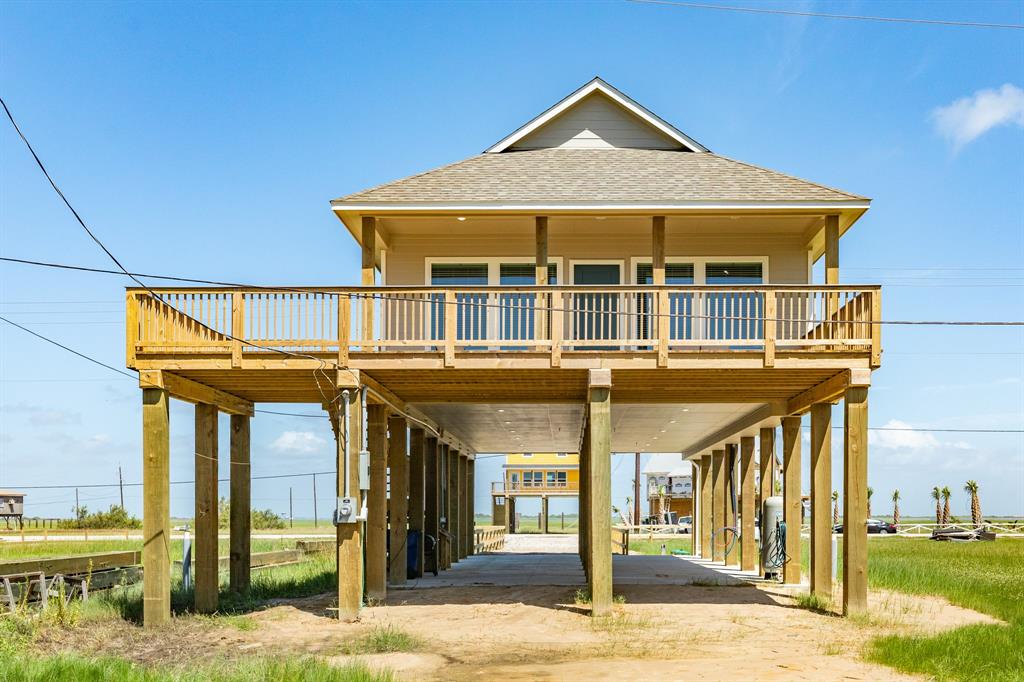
36;579;996;681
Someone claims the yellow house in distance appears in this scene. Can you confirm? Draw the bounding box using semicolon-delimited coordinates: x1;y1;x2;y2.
493;452;579;532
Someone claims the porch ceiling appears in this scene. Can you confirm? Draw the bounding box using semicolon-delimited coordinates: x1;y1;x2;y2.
413;401;762;453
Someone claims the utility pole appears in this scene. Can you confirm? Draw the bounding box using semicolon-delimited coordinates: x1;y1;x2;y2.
312;473;318;528
118;465;125;509
289;487;293;528
75;488;80;517
634;452;641;526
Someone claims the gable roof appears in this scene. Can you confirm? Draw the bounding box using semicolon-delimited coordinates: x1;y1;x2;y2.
485;77;709;154
332;147;868;207
642;454;692;476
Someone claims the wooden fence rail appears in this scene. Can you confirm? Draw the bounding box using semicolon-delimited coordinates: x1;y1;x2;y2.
611;526;630;555
474;526;506;553
128;284;881;368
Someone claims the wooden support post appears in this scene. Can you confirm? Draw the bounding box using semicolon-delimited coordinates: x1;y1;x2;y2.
725;444;738;567
782;416;802;585
535;216;549;284
579;421;590;577
438;443;450;569
763;290;776;368
444;291;456;368
387;415;408;586
843;387;869;615
335;389;363;621
810;403;833;599
540;496;549;534
142;387;170;628
194;403;218;614
711;449;726;561
230;292;243;368
229;414;250;595
448;448;460;563
361;216;377;349
758;426;775;575
458;453;468;560
740;437;755;572
366;404;388;601
587;369;613;616
699;454;712;559
653;216;668;367
467;458;475;555
825;214;840;285
408;428;425;578
423;437;439;574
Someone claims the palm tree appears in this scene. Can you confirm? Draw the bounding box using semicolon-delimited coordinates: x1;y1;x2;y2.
964;480;981;527
931;486;942;525
941;486;952;526
891;489;901;526
832;490;840;526
867;486;874;517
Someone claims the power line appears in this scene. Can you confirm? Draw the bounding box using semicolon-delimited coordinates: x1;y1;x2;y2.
8;470;337;490
0;315;326;420
625;0;1024;30
4;256;1023;327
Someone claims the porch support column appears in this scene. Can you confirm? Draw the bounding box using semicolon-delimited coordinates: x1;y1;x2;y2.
408;428;426;578
725;444;739;567
782;416;802;585
810;403;833;599
586;368;613;616
423;437;440;574
467;458;476;555
366;404;389;600
825;214;840;285
535;216;549;284
711;449;726;561
540;496;549;534
194;403;219;614
229;414;251;595
758;426;776;576
652;216;668;366
579;431;589;574
335;387;363;621
387;415;409;586
740;437;756;572
142;387;170;628
843;386;869;614
458;453;468;560
699;454;712;559
492;495;505;527
448;447;460;564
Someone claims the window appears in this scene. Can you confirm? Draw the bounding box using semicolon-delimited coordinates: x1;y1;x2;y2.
546;471;557;487
705;262;763;284
705;262;763;341
557;471;568;486
499;264;557;347
522;453;533;457
635;262;696;340
431;264;488;343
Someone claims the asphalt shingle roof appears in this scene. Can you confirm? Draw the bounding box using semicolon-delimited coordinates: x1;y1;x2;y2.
334;148;867;205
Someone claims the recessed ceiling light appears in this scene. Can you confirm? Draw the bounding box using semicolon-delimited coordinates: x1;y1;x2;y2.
669;420;677;424
504;421;511;425
682;408;690;412
457;217;466;221
497;409;505;412
660;429;666;433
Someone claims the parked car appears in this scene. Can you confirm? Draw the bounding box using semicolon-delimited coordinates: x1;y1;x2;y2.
832;519;897;534
677;515;692;534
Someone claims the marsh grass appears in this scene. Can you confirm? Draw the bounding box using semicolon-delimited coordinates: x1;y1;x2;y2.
626;538;692;555
861;538;1024;681
0;538;298;561
0;655;393;681
794;592;834;615
340;625;423;655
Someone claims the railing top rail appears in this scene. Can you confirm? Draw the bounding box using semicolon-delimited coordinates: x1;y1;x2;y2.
127;283;882;294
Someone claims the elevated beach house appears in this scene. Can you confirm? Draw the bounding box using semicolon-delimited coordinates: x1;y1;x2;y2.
127;78;879;625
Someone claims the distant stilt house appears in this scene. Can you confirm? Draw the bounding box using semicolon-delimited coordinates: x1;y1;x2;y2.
0;490;26;529
642;455;692;522
492;452;579;532
126;77;879;625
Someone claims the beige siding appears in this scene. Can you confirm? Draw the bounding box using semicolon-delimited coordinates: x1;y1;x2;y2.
381;216;812;286
509;93;682;151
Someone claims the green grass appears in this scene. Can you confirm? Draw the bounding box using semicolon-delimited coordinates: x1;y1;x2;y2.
0;654;393;681
0;537;300;561
627;537;692;555
339;625;422;655
861;538;1024;681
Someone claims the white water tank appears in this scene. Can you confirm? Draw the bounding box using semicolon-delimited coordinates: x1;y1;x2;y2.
760;495;785;580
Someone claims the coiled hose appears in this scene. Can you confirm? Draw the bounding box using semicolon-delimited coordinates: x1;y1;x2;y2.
763;519;789;579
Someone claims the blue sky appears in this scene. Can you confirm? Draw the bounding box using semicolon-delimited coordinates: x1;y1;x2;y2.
1;1;1022;523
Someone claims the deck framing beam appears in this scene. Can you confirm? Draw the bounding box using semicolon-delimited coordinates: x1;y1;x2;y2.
140;370;252;417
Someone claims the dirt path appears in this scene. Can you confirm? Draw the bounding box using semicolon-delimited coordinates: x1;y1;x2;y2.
37;578;994;681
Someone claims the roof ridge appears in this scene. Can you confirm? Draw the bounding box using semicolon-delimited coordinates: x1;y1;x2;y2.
708;153;868;201
333;153;486;202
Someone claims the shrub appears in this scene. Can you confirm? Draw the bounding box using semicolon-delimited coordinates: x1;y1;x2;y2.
217;498;287;530
59;505;141;530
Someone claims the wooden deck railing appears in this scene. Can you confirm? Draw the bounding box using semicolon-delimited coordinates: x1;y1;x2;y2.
127;285;881;368
491;481;580;494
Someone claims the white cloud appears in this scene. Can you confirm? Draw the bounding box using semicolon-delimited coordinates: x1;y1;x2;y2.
869;419;940;451
931;83;1024;151
270;430;326;454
